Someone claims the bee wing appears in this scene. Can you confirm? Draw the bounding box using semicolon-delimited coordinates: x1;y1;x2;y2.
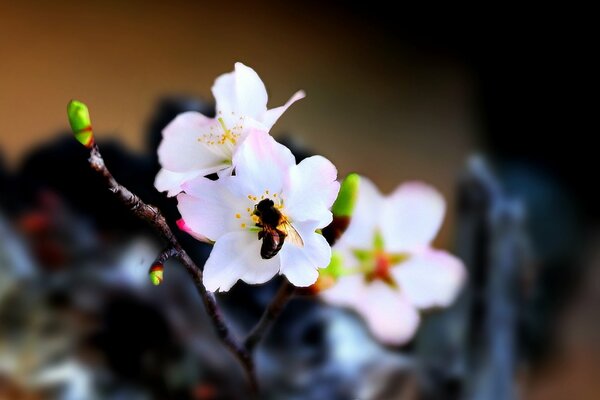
280;221;304;247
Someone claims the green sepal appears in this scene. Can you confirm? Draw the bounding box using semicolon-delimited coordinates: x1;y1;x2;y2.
388;253;410;265
373;230;385;251
352;249;372;263
331;173;360;217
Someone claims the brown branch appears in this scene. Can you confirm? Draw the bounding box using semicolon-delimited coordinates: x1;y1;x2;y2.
86;144;258;395
245;280;296;351
153;247;179;265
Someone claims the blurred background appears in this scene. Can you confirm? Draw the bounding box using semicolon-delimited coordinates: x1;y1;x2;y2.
0;1;596;399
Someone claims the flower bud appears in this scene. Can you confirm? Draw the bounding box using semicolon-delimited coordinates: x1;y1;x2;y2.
67;100;94;148
322;173;360;245
149;262;164;286
331;173;360;217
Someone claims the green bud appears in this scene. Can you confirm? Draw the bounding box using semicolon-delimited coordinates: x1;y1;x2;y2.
149;263;164;286
331;173;360;217
321;251;346;278
67;100;94;148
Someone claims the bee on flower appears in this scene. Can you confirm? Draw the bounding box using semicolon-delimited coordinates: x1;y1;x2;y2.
177;130;340;292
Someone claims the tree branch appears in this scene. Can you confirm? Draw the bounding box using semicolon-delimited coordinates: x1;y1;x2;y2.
86;144;258;395
153;247;179;265
245;280;296;351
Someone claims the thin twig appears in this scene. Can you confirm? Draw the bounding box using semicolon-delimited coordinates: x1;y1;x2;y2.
86;144;258;394
153;247;179;265
245;280;296;351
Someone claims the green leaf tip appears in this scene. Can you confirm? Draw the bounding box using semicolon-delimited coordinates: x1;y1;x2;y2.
67;100;94;148
331;173;360;217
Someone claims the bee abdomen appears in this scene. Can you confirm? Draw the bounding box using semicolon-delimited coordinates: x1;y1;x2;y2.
260;229;285;259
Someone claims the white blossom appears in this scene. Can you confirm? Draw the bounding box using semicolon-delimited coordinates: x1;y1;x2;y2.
177;130;339;292
155;62;304;196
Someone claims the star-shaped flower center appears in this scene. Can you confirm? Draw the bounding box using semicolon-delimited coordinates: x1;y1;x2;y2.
351;231;409;289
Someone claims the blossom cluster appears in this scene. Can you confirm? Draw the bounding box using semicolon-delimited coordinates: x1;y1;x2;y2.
155;63;339;292
153;63;466;344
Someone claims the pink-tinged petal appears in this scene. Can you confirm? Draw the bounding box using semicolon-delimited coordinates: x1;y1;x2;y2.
393;250;466;309
279;221;331;287
158;112;229;172
357;282;421;345
334;176;383;249
232;130;296;195
155;168;208;197
380;181;446;253
176;219;210;243
212;62;268;124
322;276;421;345
203;231;279;292
176;177;244;241
284;155;339;227
320;274;367;307
260;90;306;130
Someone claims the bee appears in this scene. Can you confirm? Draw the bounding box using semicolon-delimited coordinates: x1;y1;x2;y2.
253;198;304;259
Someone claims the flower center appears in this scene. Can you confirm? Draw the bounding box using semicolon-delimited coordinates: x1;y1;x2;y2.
235;190;283;231
352;231;409;289
364;252;397;287
374;252;392;279
197;116;243;147
253;198;281;227
251;197;300;259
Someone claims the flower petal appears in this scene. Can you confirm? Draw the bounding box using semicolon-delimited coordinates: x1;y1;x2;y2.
357;282;421;345
279;221;331;287
203;231;279;292
260;90;306;130
212;62;268;124
380;181;446;252
232;130;296;196
320;274;366;307
321;277;421;345
176;219;210;243
158;112;229;172
392;249;466;309
284;155;339;227
155;168;212;197
240;252;281;286
334;176;383;249
176;176;245;241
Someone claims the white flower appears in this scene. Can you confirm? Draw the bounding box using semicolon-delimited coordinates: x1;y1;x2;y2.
320;177;466;345
155;62;305;196
177;130;340;292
